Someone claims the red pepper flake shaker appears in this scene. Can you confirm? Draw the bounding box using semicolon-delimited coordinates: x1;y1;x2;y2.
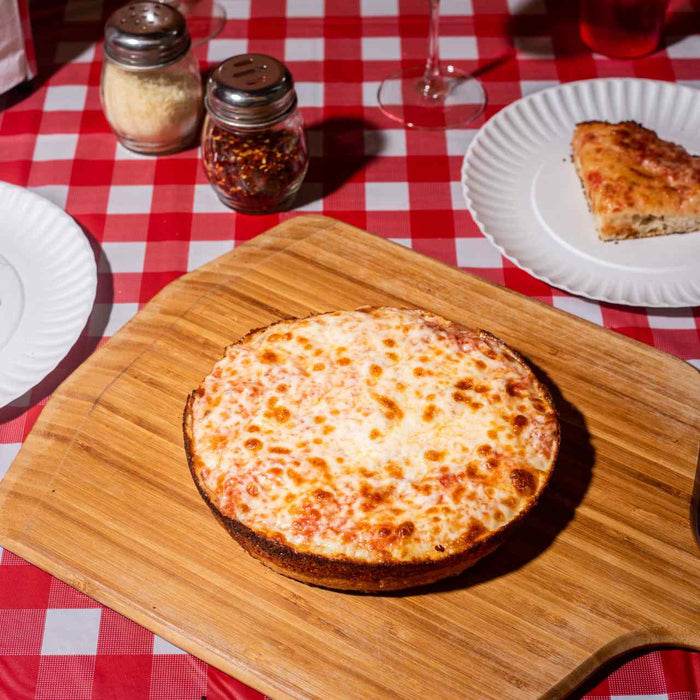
202;54;308;214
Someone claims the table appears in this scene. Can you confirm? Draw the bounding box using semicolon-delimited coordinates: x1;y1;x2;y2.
1;0;698;697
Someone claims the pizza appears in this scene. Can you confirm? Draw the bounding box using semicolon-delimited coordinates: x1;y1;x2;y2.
183;308;559;591
572;121;700;241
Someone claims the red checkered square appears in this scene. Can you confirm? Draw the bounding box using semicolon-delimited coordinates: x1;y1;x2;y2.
96;610;154;655
149;656;206;699
92;655;152;700
0;567;52;609
206;665;266;700
47;579;101;609
0;610;46;654
0;655;41;698
35;656;96;699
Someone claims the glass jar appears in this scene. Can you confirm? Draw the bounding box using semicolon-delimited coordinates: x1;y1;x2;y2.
101;2;202;155
202;54;308;214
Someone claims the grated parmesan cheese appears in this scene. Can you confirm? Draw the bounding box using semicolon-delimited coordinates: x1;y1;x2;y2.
101;59;202;148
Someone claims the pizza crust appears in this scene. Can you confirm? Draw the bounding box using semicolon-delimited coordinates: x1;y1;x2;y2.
183;309;560;592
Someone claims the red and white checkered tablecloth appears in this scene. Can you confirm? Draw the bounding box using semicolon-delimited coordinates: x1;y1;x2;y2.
1;0;699;697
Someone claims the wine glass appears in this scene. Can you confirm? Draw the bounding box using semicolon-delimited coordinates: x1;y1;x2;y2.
377;0;485;129
159;0;226;46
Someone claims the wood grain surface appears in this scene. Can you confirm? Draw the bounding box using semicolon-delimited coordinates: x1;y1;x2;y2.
0;215;698;699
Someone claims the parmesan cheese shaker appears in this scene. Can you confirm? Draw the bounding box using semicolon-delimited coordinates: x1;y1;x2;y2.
101;2;202;155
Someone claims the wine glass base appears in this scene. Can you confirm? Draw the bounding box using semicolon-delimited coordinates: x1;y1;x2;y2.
377;64;486;129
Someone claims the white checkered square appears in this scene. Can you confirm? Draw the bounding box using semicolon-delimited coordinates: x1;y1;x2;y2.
450;181;467;210
456;238;503;268
689;359;700;371
0;443;21;482
153;635;187;655
520;80;559;97
32;134;79;162
193;184;229;213
29;185;69;209
285;38;324;61
187;240;233;271
114;142;150;160
362;81;381;107
43;85;88;111
646;309;698;330
361;0;398;15
441;0;474;15
364;129;406;157
445;129;477;156
99;242;147;274
41;609;101;655
295;82;324;107
678;80;700;91
552;296;604;326
219;0;251;19
365;182;409;210
362;37;401;60
513;35;554;58
286;0;323;16
439;36;478;60
207;39;248;63
107;185;153;214
90;303;139;337
666;35;700;58
507;0;546;13
389;238;411;248
54;42;95;64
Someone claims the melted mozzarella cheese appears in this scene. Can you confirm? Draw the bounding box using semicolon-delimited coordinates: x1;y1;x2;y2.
190;308;558;563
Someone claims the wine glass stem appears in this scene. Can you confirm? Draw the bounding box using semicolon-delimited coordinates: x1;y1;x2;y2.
424;0;441;82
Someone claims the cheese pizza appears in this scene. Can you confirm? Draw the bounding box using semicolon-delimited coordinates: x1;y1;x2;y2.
183;308;559;591
572;121;700;241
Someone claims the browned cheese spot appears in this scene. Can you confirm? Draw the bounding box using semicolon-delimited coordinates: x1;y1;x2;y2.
246;483;259;497
284;493;295;503
244;438;263;451
386;462;403;479
331;409;340;416
286;468;304;486
490;393;502;403
506;381;523;397
360;483;395;511
474;360;487;370
194;387;205;398
378;526;392;538
276;383;288;393
267;396;278;409
314;415;325;424
512;414;529;433
274;406;291;423
338;357;352;366
212;366;222;379
510;468;537;496
502;496;517;508
374;395;404;421
494;510;505;522
296;336;309;344
487;457;499;470
396;521;415;537
323;425;335;435
313;438;323;445
239;503;250;513
414;366;426;377
487;429;498;440
386;352;399;362
369;429;382;440
359;468;376;478
470;402;483;411
261;350;278;364
423;404;437;422
314;348;322;356
452;485;466;504
466;519;487;543
268;333;281;342
474;384;489;393
371;364;383;377
336;346;347;354
466;462;480;479
484;349;498;360
309;457;328;470
477;444;492;456
268;467;283;477
455;378;473;390
453;391;468;403
383;338;396;347
531;398;546;412
313;363;325;371
434;544;445;552
314;489;332;500
419;355;429;362
424;450;445;462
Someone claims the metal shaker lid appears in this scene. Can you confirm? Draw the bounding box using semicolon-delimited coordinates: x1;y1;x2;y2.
205;54;297;128
104;2;191;69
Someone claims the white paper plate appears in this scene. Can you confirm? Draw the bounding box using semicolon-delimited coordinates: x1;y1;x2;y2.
0;181;96;407
462;78;700;307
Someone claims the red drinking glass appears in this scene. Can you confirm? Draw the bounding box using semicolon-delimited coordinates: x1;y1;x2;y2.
579;0;670;59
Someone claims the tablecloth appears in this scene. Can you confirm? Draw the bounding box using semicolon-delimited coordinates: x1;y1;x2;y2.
0;0;698;697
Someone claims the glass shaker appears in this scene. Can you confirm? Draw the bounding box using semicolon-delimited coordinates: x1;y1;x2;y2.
202;54;308;214
101;2;202;155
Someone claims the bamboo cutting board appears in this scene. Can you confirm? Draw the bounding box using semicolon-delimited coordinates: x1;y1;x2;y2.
0;215;698;699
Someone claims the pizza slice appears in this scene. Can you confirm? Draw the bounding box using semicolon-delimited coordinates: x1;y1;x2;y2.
571;121;700;241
